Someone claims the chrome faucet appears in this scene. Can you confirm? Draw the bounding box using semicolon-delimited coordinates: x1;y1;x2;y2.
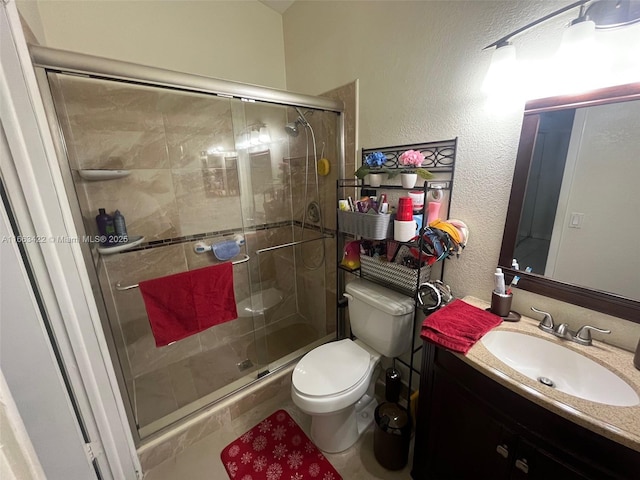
530;307;611;346
531;307;554;333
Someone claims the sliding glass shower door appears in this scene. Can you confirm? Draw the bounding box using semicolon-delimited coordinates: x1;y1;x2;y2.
43;71;339;438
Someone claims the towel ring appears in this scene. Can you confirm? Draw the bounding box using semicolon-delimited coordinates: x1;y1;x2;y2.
417;282;442;312
418;280;454;313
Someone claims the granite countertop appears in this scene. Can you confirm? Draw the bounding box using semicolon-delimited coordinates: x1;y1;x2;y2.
458;296;640;453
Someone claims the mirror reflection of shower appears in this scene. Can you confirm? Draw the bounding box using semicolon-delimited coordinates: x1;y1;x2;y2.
286;108;325;270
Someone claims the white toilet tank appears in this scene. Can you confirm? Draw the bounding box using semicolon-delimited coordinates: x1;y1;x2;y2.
344;279;415;357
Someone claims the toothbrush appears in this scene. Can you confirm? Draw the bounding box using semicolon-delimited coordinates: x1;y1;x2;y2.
506;266;531;294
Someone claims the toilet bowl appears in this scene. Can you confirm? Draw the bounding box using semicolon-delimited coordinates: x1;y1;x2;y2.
291;279;414;453
292;338;380;453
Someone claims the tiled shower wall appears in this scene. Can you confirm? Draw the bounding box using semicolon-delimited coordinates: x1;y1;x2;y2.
46;72;352;432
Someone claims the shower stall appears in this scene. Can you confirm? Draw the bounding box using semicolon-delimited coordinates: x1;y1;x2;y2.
30;46;344;440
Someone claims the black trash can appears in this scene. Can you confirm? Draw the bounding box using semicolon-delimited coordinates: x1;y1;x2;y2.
373;401;411;470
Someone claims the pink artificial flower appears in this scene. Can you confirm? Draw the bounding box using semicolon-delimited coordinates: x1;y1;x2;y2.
399;150;425;167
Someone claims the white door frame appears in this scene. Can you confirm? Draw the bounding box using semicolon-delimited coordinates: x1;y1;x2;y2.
1;2;141;478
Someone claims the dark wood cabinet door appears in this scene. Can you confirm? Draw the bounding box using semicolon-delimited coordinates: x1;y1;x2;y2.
413;344;640;480
511;439;593;480
423;372;514;479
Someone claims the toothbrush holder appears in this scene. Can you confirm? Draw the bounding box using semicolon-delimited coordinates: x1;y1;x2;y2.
490;291;512;317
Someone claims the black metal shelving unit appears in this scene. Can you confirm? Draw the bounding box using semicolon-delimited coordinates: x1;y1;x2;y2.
336;138;457;407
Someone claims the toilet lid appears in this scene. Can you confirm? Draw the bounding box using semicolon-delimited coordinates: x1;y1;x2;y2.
293;339;370;396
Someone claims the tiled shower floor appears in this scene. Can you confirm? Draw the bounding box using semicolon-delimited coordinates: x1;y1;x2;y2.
143;393;414;479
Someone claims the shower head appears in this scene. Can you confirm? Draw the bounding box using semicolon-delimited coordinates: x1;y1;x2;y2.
285;121;300;137
285;107;313;137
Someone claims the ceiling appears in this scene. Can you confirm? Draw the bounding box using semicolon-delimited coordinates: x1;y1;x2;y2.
259;0;296;14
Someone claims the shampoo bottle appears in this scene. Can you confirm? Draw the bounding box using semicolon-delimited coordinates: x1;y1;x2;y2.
96;208;116;245
113;210;128;242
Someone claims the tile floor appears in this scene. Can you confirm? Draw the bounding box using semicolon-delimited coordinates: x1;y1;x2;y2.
143;393;414;479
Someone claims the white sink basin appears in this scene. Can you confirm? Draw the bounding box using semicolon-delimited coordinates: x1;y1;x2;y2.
481;330;639;407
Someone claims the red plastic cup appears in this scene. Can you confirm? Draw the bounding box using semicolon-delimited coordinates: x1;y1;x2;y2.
397;197;414;221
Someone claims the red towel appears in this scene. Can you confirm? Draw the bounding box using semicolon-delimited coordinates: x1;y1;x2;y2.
420;299;502;354
139;263;237;347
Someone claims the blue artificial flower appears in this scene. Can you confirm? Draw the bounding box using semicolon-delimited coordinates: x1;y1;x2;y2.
365;151;387;167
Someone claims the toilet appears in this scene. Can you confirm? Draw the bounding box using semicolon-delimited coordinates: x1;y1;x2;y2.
291;279;415;453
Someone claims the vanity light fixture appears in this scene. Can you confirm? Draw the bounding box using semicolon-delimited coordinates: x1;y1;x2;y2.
481;41;516;94
557;5;596;58
483;0;640;96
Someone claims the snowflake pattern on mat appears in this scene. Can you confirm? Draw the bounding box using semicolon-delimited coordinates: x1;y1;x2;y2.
221;410;341;480
287;451;303;470
253;455;268;472
309;463;320;477
253;435;268;452
226;461;238;477
272;425;287;441
266;463;283;480
273;443;288;460
240;431;253;444
258;419;272;433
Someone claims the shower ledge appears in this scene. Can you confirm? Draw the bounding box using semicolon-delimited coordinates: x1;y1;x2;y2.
96;235;144;255
78;169;131;181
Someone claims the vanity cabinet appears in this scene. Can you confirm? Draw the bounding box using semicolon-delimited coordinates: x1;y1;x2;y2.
412;341;640;479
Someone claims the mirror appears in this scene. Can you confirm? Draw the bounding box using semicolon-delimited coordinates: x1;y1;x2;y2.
499;82;640;323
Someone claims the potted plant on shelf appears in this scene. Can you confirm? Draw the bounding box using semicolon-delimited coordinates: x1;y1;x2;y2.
397;149;433;188
354;151;388;187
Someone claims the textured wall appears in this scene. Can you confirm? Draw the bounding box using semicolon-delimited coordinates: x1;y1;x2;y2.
282;0;640;347
282;0;564;301
19;0;287;89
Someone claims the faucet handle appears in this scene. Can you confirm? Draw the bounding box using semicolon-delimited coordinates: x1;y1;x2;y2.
531;307;554;332
575;325;611;345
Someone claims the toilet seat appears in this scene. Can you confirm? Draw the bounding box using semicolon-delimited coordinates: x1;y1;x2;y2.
292;339;370;397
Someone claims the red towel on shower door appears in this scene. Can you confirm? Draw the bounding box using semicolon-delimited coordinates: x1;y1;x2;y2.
139;263;238;347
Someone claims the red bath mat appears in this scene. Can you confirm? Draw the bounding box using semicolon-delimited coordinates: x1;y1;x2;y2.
220;409;342;480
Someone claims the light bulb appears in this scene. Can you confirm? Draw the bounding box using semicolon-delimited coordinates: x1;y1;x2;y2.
557;20;596;62
553;20;598;94
482;43;517;95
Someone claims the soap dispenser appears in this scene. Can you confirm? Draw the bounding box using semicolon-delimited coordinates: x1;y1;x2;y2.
634;337;640;371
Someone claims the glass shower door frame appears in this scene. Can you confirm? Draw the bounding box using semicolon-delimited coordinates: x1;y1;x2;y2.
30;45;344;443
